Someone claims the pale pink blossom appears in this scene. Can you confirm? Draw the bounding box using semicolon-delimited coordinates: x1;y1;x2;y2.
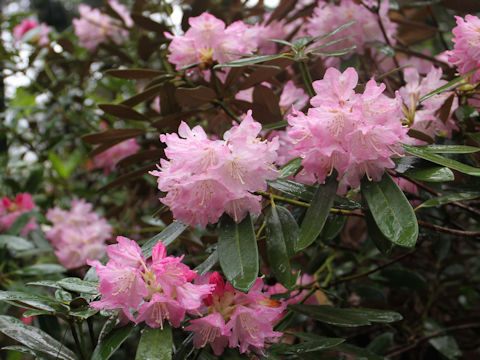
0;193;37;236
13;19;50;45
150;111;278;227
108;0;133;27
185;272;285;355
46;199;112;269
287;67;408;189
88;237;214;329
73;3;129;51
447;15;480;83
93;138;139;173
399;66;458;142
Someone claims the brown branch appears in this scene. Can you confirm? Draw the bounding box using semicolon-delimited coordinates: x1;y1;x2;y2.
418;220;480;237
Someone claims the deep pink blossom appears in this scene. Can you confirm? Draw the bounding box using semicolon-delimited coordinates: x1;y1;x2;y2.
185;272;285;355
93;138;139;173
0;193;37;236
287;67;408;189
447;15;480;83
46;199;112;269
13;19;50;45
150;111;278;227
88;237;214;329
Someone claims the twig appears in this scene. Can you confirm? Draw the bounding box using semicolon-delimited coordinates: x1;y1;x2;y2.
418;220;480;237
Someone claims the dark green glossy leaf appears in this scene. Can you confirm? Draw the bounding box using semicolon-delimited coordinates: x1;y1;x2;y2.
372;267;427;290
92;324;135;360
214;54;286;69
425;318;462;360
334;343;384;360
218;214;258;292
194;250;218;276
320;215;347;243
141;221;188;258
365;210;394;255
413;145;480;154
261;120;287;131
367;332;394;355
279;157;302;179
268;179;316;202
313;46;356;57
296;175;338;252
7;212;33;236
419;75;464;103
404;167;454;182
289;305;402;327
57;278;99;294
403;144;480;177
266;206;298;289
69;306;98;319
0;315;77;360
14;264;66;276
135;326;172;360
106;69;167;79
0;235;34;252
361;173;418;248
0;290;67;313
312;20;356;43
272;334;345;354
416;192;480;209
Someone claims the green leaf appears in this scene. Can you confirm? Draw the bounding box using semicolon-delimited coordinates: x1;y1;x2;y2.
334;343;385;360
424;318;462;360
194;250;218;276
14;264;66;276
372;267;427;290
416;192;480;210
320;215;346;243
367;332;394;355
141;221;188;258
313;46;356;57
289;305;402;327
413;145;480;154
419;75;464;103
296;175;338;252
0;315;77;360
365;210;394;255
57;278;99;294
361;173;418;248
48;150;83;179
266;206;298;289
311;20;356;43
135;326;172;360
261;120;288;131
218;214;258;292
0;235;34;252
279;157;302;178
92;324;135;360
0;290;67;313
214;54;286;69
367;41;395;57
7;212;34;236
268;179;316;202
271;334;345;354
404;167;454;182
403;144;480;177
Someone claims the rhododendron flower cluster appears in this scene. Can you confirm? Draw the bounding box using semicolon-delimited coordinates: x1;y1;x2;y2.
88;237;214;328
287;67;408;189
0;193;37;236
399;66;458;142
305;0;396;57
185;272;285;355
447;15;480;83
93;138;139;173
13;19;50;45
266;273;319;305
73;0;132;51
150;111;278;227
46;199;112;269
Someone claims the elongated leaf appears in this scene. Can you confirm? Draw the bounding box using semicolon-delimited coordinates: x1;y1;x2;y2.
320;215;347;243
135;326;172;360
194;250;218;276
279;157;302;178
335;343;384;360
0;291;67;313
14;264;66;276
271;334;345;354
82;129;145;145
289;305;402;327
419;75;464;103
175;86;216;107
312;20;356;43
57;278;99;294
361;173;418;248
106;69;167;79
266;206;298;289
99;104;149;121
214;54;286;69
404;167;454;182
414;145;480;154
92;324;135;360
0;315;77;360
218;214;258;292
0;235;34;252
367;332;394;355
372;267;427;290
424;318;462;360
417;192;480;209
261;121;287;131
296;175;338;252
365;210;394;255
7;212;34;236
313;45;356;57
141;221;188;258
403;144;480;177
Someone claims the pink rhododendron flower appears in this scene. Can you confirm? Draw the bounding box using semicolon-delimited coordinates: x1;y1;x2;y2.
266;273;318;305
93;138;139;173
150;111;278;227
0;193;37;236
399;66;458;142
73;1;130;51
447;15;480;83
46;199;112;269
305;0;396;57
287;67;408;189
13;19;50;45
184;272;285;355
88;237;214;328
